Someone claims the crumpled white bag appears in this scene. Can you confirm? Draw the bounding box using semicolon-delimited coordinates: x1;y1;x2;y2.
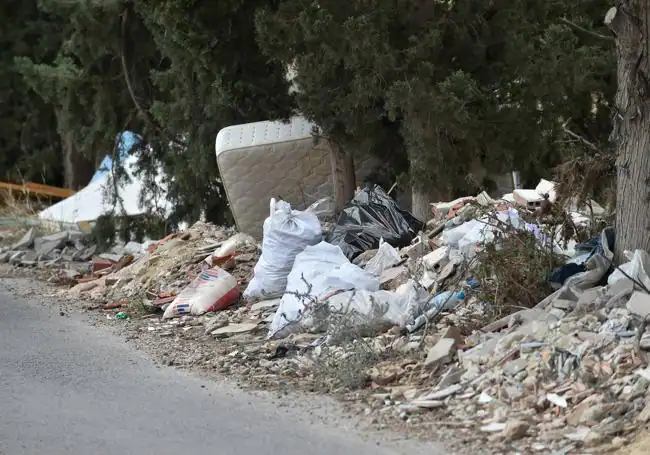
269;241;379;338
269;242;429;339
608;249;650;291
243;200;322;299
364;239;401;277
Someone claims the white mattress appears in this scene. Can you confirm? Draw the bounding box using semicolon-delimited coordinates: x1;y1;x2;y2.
216;117;332;238
215;117;318;153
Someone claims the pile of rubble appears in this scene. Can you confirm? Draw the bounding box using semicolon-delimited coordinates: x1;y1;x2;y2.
7;181;650;453
0;227;96;268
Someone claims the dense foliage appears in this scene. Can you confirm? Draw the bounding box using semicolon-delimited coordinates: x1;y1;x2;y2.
4;0;615;224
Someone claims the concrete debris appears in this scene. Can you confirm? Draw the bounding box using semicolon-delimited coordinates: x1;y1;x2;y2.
7;180;650;454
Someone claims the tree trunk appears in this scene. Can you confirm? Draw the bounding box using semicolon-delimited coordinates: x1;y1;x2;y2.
330;140;356;213
411;186;448;224
606;4;650;263
61;129;94;190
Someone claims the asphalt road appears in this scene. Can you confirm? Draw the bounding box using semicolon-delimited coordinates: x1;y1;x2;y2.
0;284;442;455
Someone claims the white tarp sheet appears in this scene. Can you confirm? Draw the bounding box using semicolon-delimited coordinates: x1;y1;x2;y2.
39;153;171;225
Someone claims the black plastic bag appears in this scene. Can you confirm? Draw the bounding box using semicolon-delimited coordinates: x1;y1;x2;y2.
326;185;424;260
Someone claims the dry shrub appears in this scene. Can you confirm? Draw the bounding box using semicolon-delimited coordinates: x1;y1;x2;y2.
555;151;616;215
474;215;565;322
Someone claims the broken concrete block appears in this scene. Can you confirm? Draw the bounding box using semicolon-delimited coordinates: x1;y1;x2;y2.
211;322;259;338
552;299;576;311
12;228;35;250
513;189;543;208
8;251;25;264
503;358;528;376
502;420;529;440
421;246;449;272
36;240;64;259
379;266;408;288
99;253;123;263
419;384;462;401
424;337;456;369
33;231;69;251
437;365;466;388
78;245;97;261
577;287;605;307
439;326;463;348
627;291;650;319
548;308;566;319
607;278;634;297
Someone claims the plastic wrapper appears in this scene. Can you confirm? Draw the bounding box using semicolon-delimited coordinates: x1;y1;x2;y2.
326;185;423;260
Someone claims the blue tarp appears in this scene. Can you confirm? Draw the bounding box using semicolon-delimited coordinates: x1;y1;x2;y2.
89;131;142;184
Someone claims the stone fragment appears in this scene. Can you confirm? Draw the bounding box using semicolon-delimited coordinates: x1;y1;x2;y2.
35;240;64;259
410;400;445;409
627;291;650;319
437;365;465;388
439;325;463;348
636;399;650;424
567;395;601;426
552;299;576;311
419;384;462;401
576;287;605;307
211;322;258;337
502;420;529;440
480;422;507;432
33;231;69;252
503;358;528;376
12;227;35;249
424;337;456;369
579;403;613;426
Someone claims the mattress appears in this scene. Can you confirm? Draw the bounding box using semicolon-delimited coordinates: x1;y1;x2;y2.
216;117;335;238
216;116;382;239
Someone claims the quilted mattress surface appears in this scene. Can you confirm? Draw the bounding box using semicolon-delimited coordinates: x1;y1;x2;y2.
216;117;333;238
216;117;380;238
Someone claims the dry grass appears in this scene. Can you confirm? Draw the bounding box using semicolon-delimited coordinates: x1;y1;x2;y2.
0;190;42;217
0;190;56;246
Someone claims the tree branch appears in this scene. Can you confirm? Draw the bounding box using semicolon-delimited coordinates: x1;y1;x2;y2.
560;17;613;41
561;120;602;152
120;5;185;149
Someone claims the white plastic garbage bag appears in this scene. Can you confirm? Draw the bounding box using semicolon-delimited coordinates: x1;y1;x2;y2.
269;241;379;338
243;200;322;299
608;249;650;291
325;279;428;329
364;239;401;277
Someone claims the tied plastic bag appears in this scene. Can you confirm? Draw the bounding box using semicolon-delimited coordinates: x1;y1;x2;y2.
162;267;239;319
243;199;322;299
325;279;428;331
608;249;650;291
269;241;379;338
326;185;423;260
364;239;402;277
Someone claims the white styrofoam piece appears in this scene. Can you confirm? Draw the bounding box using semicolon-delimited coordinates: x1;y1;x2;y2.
39;154;171;225
535;179;557;202
215;116;318;156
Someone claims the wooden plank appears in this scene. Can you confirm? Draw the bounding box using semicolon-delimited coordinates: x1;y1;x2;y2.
0;181;75;199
